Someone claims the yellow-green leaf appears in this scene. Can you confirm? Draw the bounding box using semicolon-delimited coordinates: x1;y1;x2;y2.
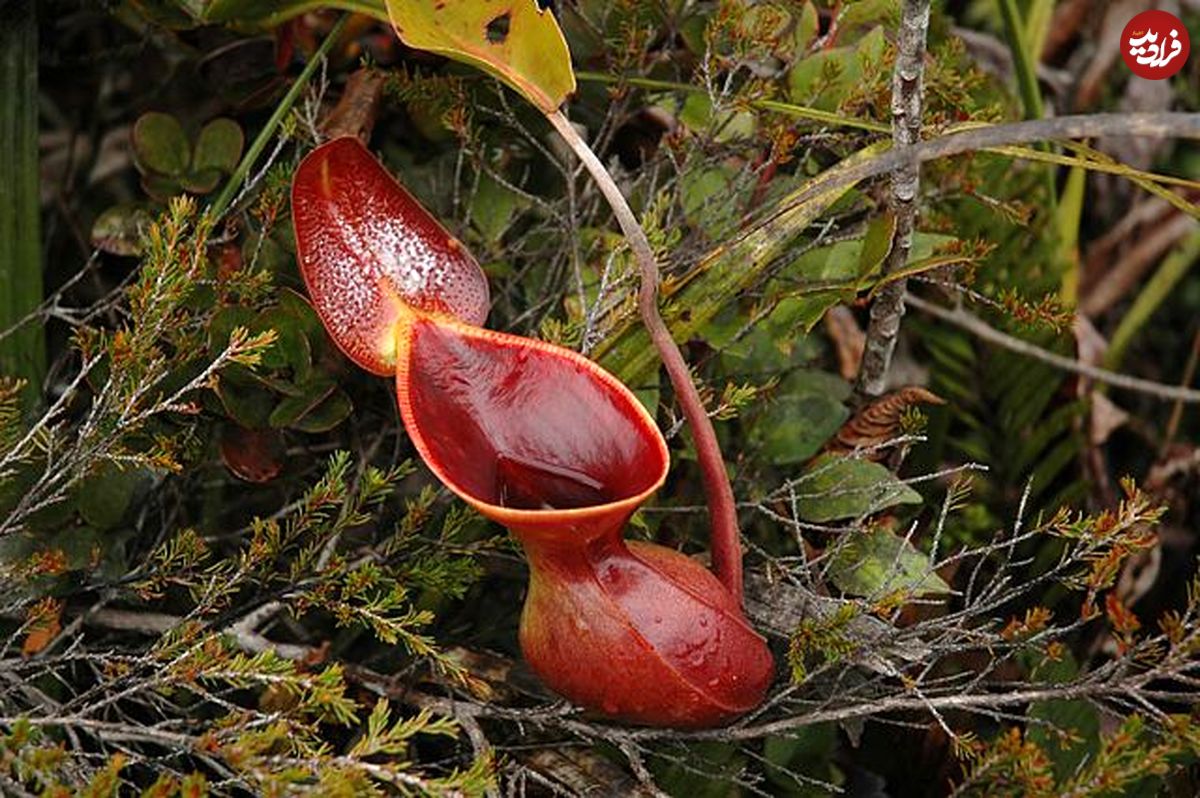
595;141;888;384
797;454;922;524
827;526;950;598
385;0;575;113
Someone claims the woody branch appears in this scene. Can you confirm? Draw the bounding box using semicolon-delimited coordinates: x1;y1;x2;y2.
856;0;931;399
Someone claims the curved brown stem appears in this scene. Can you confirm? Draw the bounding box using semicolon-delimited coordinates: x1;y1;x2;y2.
546;109;743;604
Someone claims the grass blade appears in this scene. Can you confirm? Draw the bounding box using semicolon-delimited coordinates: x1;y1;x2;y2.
0;1;46;406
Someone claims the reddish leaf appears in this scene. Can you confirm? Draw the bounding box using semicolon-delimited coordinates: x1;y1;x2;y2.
291;137;489;375
824;304;865;381
23;599;62;657
220;426;286;483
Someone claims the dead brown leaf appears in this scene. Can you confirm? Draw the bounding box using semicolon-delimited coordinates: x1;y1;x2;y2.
522;748;660;797
1090;391;1130;445
1081;213;1197;317
828;386;945;459
320;68;386;143
825;305;866;381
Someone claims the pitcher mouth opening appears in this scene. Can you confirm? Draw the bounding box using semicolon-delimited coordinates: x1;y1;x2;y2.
393;313;670;527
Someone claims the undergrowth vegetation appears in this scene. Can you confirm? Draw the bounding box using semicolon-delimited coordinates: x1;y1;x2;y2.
3;0;1200;794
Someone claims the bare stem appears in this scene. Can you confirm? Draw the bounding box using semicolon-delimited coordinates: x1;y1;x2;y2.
770;113;1200;234
856;0;930;399
546;109;744;604
1163;328;1200;453
906;292;1200;403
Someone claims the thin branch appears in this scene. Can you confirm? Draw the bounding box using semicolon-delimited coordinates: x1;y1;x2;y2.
546;109;744;603
905;292;1200;402
45;606;319;662
1163;327;1200;453
617;740;672;798
759;113;1200;242
856;0;931;399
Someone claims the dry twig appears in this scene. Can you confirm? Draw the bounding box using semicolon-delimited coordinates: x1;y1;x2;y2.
906;292;1200;402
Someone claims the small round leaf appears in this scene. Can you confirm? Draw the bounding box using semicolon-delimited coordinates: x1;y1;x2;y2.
132;111;191;176
193;117;244;173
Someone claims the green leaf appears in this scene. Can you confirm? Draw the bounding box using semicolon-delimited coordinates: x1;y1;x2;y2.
797;453;922;523
653;742;749;798
774;239;864;333
209;307;258;356
680;166;740;240
276;288;327;346
1026;650;1101;780
215;370;276;429
828;526;950;598
764;725;842;795
671;92;757;141
269;378;336;429
385;0;576;113
752;372;850;465
838;0;895;40
858;211;895;276
132;111;191;177
595;141;888;384
471;171;525;244
193;117;243;173
78;464;146;531
290;387;353;433
140;172;184;202
770;230;955;335
788;25;884;111
1029;697;1102;780
180;167;222;195
794;1;819;52
256;307;313;378
788;47;852;110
